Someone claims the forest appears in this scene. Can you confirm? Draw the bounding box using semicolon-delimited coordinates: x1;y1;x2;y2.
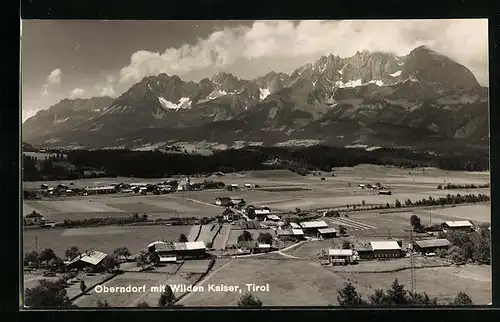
22;145;490;181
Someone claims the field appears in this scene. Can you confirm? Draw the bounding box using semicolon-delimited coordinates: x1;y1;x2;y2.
23;225;190;255
178;258;491;306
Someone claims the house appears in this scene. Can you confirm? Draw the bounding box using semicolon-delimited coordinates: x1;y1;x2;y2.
355;244;374;260
317;228;338;239
244;183;253;188
370;240;403;259
254;244;274;253
289;222;301;229
66;250;108;270
215;197;233;207
230;198;246;207
254;209;271;221
442;221;474;233
328;249;355;265
149;241;207;259
276;228;305;241
413;239;451;255
265;214;281;222
299;221;329;235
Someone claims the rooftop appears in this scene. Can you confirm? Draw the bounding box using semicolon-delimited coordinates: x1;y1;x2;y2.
173;241;206;251
290;222;301;229
414;239;451;248
318;228;338;234
300;221;328;229
370;240;401;251
444;221;473;227
67;250;108;266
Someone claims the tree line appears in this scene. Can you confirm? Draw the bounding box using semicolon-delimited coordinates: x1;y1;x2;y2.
23;145;489;181
438;183;490;190
337;279;474;306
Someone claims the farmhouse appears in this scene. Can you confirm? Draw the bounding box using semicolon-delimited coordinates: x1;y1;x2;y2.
442;221;474;233
215;197;233;207
328;249;354;265
277;228;305;241
254;209;271;221
300;221;329;236
413;239;451;255
317;228;338;239
83;186;116;195
149;241;207;259
355;245;374;260
370;241;404;259
66;250;108;270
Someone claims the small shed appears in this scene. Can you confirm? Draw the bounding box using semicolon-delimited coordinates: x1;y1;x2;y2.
215;197;233;207
66;250;108;270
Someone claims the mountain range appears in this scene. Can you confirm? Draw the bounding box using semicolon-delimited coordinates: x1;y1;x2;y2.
22;45;489;151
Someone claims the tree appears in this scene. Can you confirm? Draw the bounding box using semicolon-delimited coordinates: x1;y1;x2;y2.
238;293;263;307
337;282;367;306
97;300;110;307
25;280;73;308
65;246;80;260
257;232;273;245
39;248;57;265
136;301;150;307
178;234;188;243
338;225;346;236
342;240;351;249
158;285;176;307
448;246;466;264
410;215;422;232
24;251;39;267
113;247;131;260
102;255;120;272
453;292;473;305
238;230;253;242
368;289;390;306
48;257;64;270
80;280;87;293
247;208;256;220
362;200;366;206
136;251;149;268
395;199;402;208
385;279;409;305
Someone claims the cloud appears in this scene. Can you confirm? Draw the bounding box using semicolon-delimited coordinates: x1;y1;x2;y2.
94;74;116;97
47;68;62;85
119;19;488;85
70;88;85;98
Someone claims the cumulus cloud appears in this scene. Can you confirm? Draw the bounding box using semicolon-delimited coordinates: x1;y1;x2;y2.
94;74;117;97
119;19;488;85
47;68;62;85
70;88;85;98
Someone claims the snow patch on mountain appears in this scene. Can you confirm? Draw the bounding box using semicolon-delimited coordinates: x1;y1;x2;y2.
335;79;363;88
369;80;385;87
390;70;402;77
158;97;192;110
53;117;69;125
259;88;271;100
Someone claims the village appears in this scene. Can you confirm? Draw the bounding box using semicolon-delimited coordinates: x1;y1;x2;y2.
22;166;492;307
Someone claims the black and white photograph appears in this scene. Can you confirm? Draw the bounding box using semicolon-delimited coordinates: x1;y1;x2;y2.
21;19;491;308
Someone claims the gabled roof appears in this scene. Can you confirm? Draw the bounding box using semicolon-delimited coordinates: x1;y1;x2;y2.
159;256;177;263
444;220;473;227
255;209;271;215
370;241;401;251
291;229;304;235
414;239;451;248
300;221;328;229
328;249;353;256
290;222;301;229
67;250;108;266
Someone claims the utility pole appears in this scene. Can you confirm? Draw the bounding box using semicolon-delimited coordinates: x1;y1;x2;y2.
408;228;416;294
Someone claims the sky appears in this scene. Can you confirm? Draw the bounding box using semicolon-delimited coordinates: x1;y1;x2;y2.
21;19;489;122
